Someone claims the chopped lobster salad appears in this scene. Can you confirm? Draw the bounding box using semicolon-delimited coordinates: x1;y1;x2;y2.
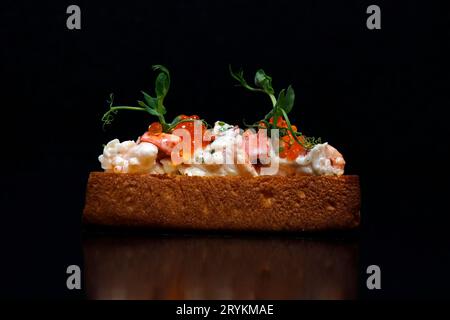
99;65;345;177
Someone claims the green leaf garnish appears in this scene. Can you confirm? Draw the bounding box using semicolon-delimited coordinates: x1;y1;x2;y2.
153;66;170;100
254;69;275;96
276;85;295;114
229;65;320;149
102;64;209;132
229;65;277;107
141;91;158;110
101;93;148;130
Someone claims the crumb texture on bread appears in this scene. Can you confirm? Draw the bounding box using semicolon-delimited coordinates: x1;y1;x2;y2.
83;173;360;231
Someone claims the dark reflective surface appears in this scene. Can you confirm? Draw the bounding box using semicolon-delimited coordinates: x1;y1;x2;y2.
83;233;359;300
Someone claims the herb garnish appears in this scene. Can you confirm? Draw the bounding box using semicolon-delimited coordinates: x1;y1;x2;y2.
102;65;208;132
229;65;321;149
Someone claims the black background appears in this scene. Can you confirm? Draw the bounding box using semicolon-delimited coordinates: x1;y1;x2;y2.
1;0;449;299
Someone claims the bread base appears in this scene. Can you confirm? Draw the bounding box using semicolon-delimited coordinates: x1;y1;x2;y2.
83;172;360;232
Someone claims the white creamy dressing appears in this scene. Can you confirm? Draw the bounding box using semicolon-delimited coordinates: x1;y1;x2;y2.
178;121;258;176
98;139;160;174
276;143;345;176
98;121;345;176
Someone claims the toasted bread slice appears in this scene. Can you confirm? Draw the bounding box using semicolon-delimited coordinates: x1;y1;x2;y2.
83;172;360;231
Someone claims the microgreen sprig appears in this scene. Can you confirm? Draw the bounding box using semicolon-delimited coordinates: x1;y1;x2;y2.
229;65;320;149
102;65;209;132
102;65;171;131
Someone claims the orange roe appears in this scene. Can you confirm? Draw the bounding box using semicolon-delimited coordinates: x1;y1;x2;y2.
148;122;163;135
260;116;306;160
172;115;208;153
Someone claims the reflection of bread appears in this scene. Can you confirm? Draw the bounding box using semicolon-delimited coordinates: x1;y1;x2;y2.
83;172;360;231
83;236;359;299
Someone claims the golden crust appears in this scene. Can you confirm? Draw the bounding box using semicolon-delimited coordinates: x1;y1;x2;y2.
83;172;360;232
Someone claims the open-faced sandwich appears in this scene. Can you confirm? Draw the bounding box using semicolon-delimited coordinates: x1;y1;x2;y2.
83;65;360;231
